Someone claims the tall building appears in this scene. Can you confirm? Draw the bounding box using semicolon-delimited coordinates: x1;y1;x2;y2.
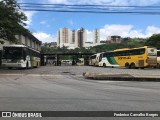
57;27;87;49
93;29;100;44
76;28;87;48
57;27;72;48
57;27;92;49
72;30;78;48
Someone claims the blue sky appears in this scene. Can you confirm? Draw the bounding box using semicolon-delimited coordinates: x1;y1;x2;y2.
17;0;160;43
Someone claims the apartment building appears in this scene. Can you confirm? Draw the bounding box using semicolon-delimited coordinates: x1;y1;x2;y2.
93;29;100;44
107;36;122;43
77;28;87;48
57;27;72;48
57;27;87;49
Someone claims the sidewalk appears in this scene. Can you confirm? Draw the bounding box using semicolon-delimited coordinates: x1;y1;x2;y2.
83;72;160;81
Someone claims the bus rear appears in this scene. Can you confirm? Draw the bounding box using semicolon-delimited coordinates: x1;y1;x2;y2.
89;54;96;66
146;47;157;67
157;50;160;68
89;53;101;66
113;46;157;69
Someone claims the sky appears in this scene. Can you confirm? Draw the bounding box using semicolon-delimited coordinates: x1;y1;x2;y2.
17;0;160;43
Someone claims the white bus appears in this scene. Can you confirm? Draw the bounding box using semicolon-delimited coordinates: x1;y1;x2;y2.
89;53;101;66
1;45;40;69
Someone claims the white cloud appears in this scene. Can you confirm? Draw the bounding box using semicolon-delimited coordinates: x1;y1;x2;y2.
99;24;134;40
128;0;160;5
47;0;160;5
145;26;160;37
33;32;57;43
33;25;160;43
87;30;93;42
40;21;46;24
48;0;69;4
78;25;160;43
68;20;74;26
23;11;37;26
86;24;160;42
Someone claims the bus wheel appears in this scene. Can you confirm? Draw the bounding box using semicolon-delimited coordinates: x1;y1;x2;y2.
130;63;136;69
125;63;130;69
103;63;106;67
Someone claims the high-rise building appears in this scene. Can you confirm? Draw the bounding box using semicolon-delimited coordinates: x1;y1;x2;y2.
57;27;89;49
93;29;100;44
57;27;72;48
76;28;87;48
72;30;78;48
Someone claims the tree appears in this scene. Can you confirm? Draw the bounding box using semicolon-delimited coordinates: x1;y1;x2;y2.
0;0;28;44
145;34;160;49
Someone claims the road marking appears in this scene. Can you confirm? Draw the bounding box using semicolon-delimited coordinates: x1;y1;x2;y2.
0;74;24;76
29;74;63;77
0;74;63;77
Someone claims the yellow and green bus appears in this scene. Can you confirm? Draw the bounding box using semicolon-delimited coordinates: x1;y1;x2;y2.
1;45;40;69
99;46;157;69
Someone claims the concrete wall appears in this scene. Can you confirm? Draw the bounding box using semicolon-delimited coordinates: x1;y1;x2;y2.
0;39;10;50
0;34;41;52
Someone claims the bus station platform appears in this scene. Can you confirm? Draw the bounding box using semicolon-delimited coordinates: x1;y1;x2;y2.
83;72;160;82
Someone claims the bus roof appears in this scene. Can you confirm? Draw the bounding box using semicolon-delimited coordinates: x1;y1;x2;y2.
114;46;156;52
3;44;40;53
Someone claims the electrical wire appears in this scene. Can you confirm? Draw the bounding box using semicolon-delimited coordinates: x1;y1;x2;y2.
18;3;160;15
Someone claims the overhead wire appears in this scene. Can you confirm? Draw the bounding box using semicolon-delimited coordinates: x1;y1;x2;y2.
18;3;160;15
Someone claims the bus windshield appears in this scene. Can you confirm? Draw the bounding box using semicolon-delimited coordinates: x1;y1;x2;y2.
3;47;23;59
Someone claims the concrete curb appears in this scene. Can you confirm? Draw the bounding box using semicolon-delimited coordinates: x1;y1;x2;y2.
83;72;160;82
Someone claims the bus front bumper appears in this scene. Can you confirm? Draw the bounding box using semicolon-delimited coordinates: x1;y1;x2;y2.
1;63;25;68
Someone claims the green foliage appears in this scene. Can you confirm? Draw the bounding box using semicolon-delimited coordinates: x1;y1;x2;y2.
41;38;146;54
0;0;29;43
89;39;145;53
145;34;160;49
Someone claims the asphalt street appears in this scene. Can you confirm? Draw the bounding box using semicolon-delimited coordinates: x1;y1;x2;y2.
0;66;160;120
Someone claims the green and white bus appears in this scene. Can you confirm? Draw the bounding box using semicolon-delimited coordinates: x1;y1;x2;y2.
1;45;40;69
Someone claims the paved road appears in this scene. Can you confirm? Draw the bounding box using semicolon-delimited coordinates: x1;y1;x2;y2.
0;66;160;120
